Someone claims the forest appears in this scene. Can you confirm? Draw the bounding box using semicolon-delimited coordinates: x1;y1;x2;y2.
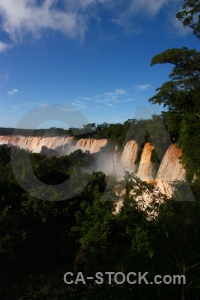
0;0;200;299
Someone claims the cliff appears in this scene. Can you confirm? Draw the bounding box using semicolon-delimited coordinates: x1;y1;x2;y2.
0;135;186;197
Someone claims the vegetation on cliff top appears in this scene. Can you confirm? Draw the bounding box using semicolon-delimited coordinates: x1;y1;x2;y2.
0;1;200;299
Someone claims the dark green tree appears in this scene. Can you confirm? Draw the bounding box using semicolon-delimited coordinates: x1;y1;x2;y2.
149;47;200;113
149;0;200;181
176;0;200;40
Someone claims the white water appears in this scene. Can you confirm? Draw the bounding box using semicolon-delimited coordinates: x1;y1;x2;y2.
120;140;138;171
137;142;154;180
75;138;107;153
0;135;108;155
155;144;185;197
0;135;74;152
0;136;186;196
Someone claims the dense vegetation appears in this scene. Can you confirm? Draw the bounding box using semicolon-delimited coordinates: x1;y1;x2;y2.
0;115;173;165
0;1;200;299
148;0;200;183
0;144;200;300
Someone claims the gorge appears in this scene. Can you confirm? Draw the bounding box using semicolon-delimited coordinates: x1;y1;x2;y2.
0;135;186;198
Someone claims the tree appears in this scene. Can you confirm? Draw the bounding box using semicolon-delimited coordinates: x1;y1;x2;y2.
149;1;200;114
149;1;200;181
176;0;200;40
149;47;200;113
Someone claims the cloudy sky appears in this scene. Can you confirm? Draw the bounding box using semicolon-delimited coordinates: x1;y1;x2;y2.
0;0;199;128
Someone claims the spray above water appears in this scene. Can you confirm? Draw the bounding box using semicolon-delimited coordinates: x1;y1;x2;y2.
0;105;195;201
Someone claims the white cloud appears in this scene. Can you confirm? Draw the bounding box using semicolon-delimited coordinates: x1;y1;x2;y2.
102;89;127;105
0;0;185;49
0;0;113;45
72;100;88;109
115;89;126;95
0;0;90;43
0;41;11;52
112;17;142;36
70;88;132;110
135;84;151;91
112;0;184;36
94;88;133;107
129;0;171;16
7;88;19;96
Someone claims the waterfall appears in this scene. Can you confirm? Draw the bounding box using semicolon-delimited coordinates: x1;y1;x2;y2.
75;138;107;153
0;135;189;198
155;144;185;197
120;140;138;170
137;142;154;181
0;136;107;154
0;135;74;153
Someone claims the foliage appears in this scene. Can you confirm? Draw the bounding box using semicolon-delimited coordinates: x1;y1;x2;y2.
149;1;200;182
178;113;200;181
1;2;200;299
176;0;200;40
149;47;200;113
0;141;200;299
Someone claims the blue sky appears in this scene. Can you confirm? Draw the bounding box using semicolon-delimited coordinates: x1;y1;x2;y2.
0;0;199;129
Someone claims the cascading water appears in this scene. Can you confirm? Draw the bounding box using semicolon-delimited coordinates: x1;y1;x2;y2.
0;135;74;153
120;140;138;171
137;142;154;181
155;144;185;197
0;135;187;197
75;138;107;153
